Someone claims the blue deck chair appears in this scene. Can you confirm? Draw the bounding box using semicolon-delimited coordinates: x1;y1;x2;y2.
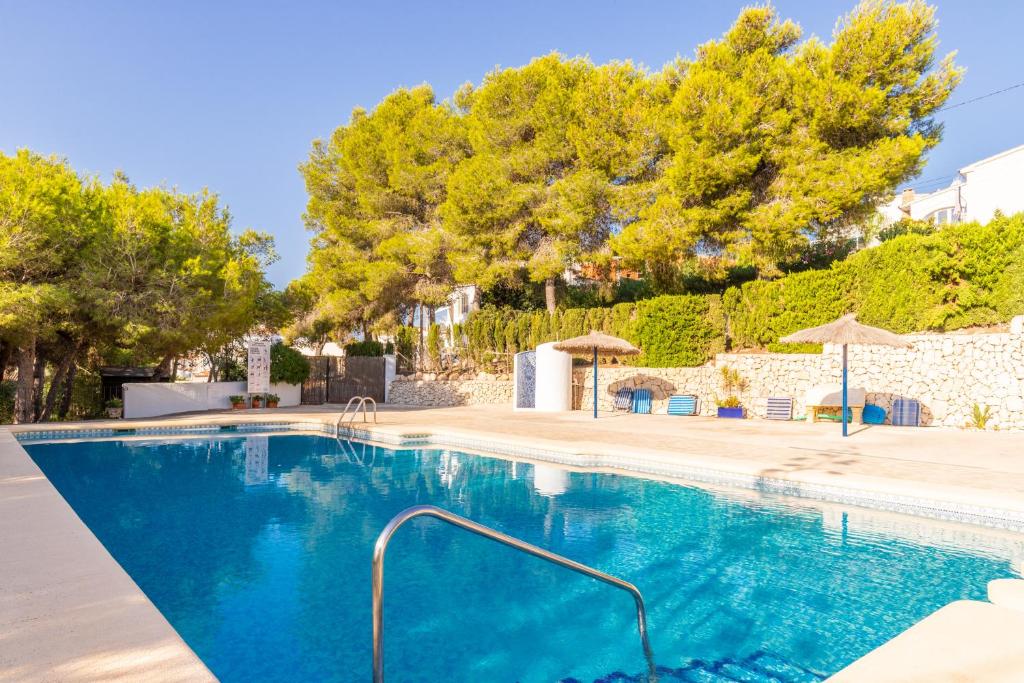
667;394;698;416
613;388;634;412
632;388;652;414
891;398;921;426
863;404;886;425
765;397;793;420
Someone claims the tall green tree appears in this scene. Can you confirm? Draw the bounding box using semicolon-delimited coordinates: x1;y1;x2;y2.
0;150;98;422
612;0;961;282
1;151;281;422
442;54;599;312
300;85;468;337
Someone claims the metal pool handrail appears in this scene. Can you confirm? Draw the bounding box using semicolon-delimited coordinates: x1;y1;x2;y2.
371;505;657;682
336;396;377;432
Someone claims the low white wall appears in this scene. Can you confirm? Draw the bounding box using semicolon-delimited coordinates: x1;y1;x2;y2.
124;382;301;419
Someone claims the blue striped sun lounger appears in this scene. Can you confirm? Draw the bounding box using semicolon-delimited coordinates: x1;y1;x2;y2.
765;397;793;420
891;398;921;426
613;388;634;411
632;388;652;414
667;395;698;416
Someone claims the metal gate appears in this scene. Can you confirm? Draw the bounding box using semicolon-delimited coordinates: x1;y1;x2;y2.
301;356;386;404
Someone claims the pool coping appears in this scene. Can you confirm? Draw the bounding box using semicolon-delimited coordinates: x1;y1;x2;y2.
0;428;216;682
12;417;1024;533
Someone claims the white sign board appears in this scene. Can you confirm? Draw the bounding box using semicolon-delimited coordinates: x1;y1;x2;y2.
247;340;272;394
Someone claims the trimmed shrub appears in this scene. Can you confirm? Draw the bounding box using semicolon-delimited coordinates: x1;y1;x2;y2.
270;343;311;384
633;295;725;367
344;340;384;357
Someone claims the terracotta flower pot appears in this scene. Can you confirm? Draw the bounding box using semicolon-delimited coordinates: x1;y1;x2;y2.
267;401;279;409
251;398;262;409
232;402;245;410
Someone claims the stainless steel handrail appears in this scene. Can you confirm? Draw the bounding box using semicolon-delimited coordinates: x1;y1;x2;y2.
336;396;377;433
372;505;657;682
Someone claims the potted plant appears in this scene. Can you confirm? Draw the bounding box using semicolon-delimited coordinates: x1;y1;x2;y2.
265;393;280;409
251;394;263;409
105;398;123;419
229;395;247;410
715;366;747;419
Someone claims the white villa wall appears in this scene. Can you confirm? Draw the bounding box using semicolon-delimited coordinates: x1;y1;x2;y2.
960;144;1024;223
124;381;301;419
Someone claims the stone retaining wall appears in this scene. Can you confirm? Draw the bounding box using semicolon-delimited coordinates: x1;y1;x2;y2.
388;375;513;407
388;319;1024;430
576;324;1024;429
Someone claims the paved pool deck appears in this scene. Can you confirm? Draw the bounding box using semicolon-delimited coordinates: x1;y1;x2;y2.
4;404;1024;681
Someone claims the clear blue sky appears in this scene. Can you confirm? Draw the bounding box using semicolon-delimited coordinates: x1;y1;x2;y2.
2;1;1022;288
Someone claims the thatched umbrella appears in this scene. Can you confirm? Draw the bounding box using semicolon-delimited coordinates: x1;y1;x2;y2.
554;331;640;418
781;314;911;436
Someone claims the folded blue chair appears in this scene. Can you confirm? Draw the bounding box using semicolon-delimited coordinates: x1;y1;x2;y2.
891;398;921;426
613;388;634;412
862;404;887;425
667;394;698;416
632;388;652;414
765;397;793;420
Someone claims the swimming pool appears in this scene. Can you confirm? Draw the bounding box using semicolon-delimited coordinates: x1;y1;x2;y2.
26;434;1021;682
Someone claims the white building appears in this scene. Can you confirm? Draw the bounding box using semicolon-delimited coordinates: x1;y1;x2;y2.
880;143;1024;227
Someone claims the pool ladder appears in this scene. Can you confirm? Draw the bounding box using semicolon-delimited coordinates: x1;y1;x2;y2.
336;396;377;433
371;505;657;682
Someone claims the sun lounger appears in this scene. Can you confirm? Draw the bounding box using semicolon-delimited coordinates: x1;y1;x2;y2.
613;388;634;412
805;384;866;424
891;398;921;426
667;394;698;416
765;397;793;420
632;388;652;414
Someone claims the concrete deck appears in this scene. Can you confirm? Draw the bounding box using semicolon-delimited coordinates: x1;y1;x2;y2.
5;405;1024;681
0;430;215;682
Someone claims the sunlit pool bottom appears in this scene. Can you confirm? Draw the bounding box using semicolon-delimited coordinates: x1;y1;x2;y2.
25;434;1022;682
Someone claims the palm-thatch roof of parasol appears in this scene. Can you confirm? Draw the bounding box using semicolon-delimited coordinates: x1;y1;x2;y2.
553;331;640;356
780;314;911;347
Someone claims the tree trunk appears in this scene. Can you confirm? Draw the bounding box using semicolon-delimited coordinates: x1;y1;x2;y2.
39;347;77;422
155;353;174;380
418;303;426;371
13;339;36;424
171;357;178;382
58;361;78;420
545;277;557;314
32;351;46;422
0;340;12;380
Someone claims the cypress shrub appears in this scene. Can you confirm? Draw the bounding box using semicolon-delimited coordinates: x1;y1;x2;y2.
633;294;725;367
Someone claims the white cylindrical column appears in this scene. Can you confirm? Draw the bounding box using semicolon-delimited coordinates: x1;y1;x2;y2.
535;341;573;412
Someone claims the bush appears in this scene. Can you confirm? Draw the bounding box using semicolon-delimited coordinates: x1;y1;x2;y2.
0;380;14;424
457;213;1024;367
725;212;1024;348
344;340;384;357
633;295;725;367
270;343;311;385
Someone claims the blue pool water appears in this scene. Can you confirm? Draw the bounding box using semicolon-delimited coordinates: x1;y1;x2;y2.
26;434;1020;682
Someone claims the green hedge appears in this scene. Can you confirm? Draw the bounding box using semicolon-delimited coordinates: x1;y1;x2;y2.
270;343;311;384
461;213;1024;365
726;213;1024;348
461;295;723;368
344;340;384;357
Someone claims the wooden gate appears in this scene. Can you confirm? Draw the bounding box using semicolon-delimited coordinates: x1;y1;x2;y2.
301;356;386;404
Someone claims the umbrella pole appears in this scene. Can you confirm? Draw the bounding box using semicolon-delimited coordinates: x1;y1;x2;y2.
592;348;598;419
842;343;848;437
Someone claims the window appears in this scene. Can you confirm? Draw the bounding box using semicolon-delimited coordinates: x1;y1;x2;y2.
924;207;955;225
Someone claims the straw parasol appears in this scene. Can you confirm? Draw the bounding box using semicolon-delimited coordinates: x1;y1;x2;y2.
781;314;911;436
554;331;640;418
